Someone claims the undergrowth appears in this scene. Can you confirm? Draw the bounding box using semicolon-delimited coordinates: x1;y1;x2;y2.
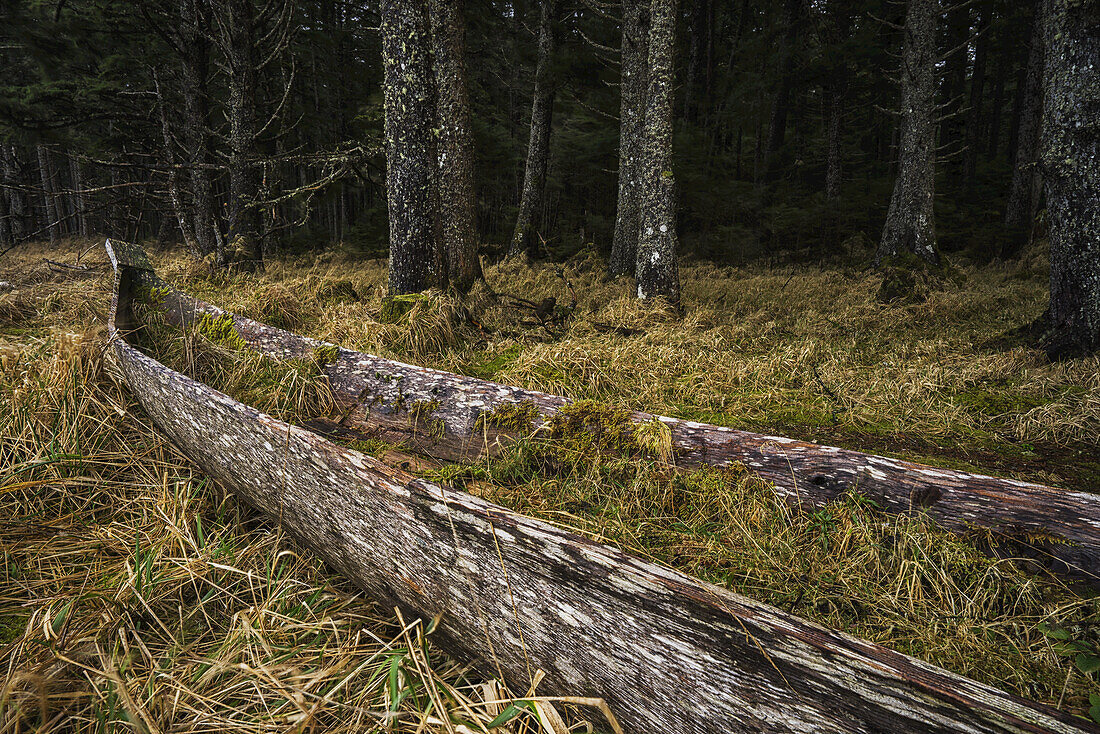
2;238;1100;727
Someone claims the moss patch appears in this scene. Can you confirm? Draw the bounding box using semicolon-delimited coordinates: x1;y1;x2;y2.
474;400;540;432
312;344;340;365
197;313;248;351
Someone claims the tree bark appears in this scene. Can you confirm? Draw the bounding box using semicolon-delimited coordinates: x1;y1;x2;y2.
609;0;649;277
876;0;940;266
940;2;971;180
821;1;854;204
635;0;680;306
1003;5;1045;251
0;171;10;249
759;0;801;185
681;0;708;122
430;0;482;292
962;0;992;189
37;146;61;246
1039;0;1100;359
225;0;262;263
509;0;559;259
2;146;27;243
109;238;1100;734
156;72;200;256
381;0;440;294
68;156;88;237
180;0;221;262
987;50;1006;158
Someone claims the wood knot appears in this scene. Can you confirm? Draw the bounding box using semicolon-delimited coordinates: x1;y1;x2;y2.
909;484;942;509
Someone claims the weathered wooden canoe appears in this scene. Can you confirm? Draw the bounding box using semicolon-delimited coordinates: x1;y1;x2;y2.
108;240;1100;581
106;240;1097;734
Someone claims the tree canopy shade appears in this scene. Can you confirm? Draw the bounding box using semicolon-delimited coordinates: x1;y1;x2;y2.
1;0;1099;352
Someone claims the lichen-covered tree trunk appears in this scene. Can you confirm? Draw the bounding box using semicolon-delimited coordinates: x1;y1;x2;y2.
1003;5;1045;252
635;0;680;306
0;175;10;249
226;0;262;263
609;0;649;278
430;0;482;292
181;0;221;263
876;0;940;266
825;95;843;202
508;0;559;259
1039;0;1100;359
962;0;991;190
156;74;200;255
107;238;1100;734
381;0;440;294
36;146;61;247
2;145;26;243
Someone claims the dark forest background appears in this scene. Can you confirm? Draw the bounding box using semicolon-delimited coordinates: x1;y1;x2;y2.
0;0;1045;265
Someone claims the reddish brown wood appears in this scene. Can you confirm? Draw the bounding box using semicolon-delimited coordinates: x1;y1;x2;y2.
106;239;1097;734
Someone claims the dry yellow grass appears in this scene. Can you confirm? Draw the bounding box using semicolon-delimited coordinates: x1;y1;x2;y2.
2;238;1099;729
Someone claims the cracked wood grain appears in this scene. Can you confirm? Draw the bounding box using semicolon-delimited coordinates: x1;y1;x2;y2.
105;239;1098;734
105;239;1100;583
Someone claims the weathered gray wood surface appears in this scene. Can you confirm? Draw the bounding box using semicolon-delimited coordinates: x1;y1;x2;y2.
105;240;1098;734
107;239;1100;581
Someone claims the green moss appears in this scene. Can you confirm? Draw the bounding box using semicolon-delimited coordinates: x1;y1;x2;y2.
344;438;389;457
379;293;427;324
953;381;1047;417
547;399;636;455
463;344;523;379
312;344;340;365
474;400;540;432
0;614;26;645
197;313;248;351
408;399;445;437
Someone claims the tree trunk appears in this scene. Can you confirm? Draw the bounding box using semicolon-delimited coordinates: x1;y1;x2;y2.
508;0;559;259
226;0;262;263
876;0;940;266
108;239;1099;734
681;0;708;122
2;146;27;243
987;51;1006;158
156;72;200;256
1039;0;1100;359
822;2;853;204
940;2;971;181
0;171;10;249
1003;6;1045;250
68;156;88;237
609;0;649;277
37;146;61;247
825;95;843;202
962;0;991;189
430;0;482;292
381;0;440;294
759;0;801;185
635;0;680;305
180;0;221;263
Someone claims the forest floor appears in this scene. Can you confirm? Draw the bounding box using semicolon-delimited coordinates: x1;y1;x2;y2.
2;238;1099;731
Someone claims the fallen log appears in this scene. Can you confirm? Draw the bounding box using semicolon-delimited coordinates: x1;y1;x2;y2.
105;240;1099;734
106;239;1100;582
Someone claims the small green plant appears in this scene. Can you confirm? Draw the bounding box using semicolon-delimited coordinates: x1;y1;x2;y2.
197;313;248;350
312;343;340;365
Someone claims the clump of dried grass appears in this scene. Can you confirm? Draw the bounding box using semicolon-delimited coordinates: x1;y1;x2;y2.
5;237;1100;726
0;244;608;734
446;439;1099;716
